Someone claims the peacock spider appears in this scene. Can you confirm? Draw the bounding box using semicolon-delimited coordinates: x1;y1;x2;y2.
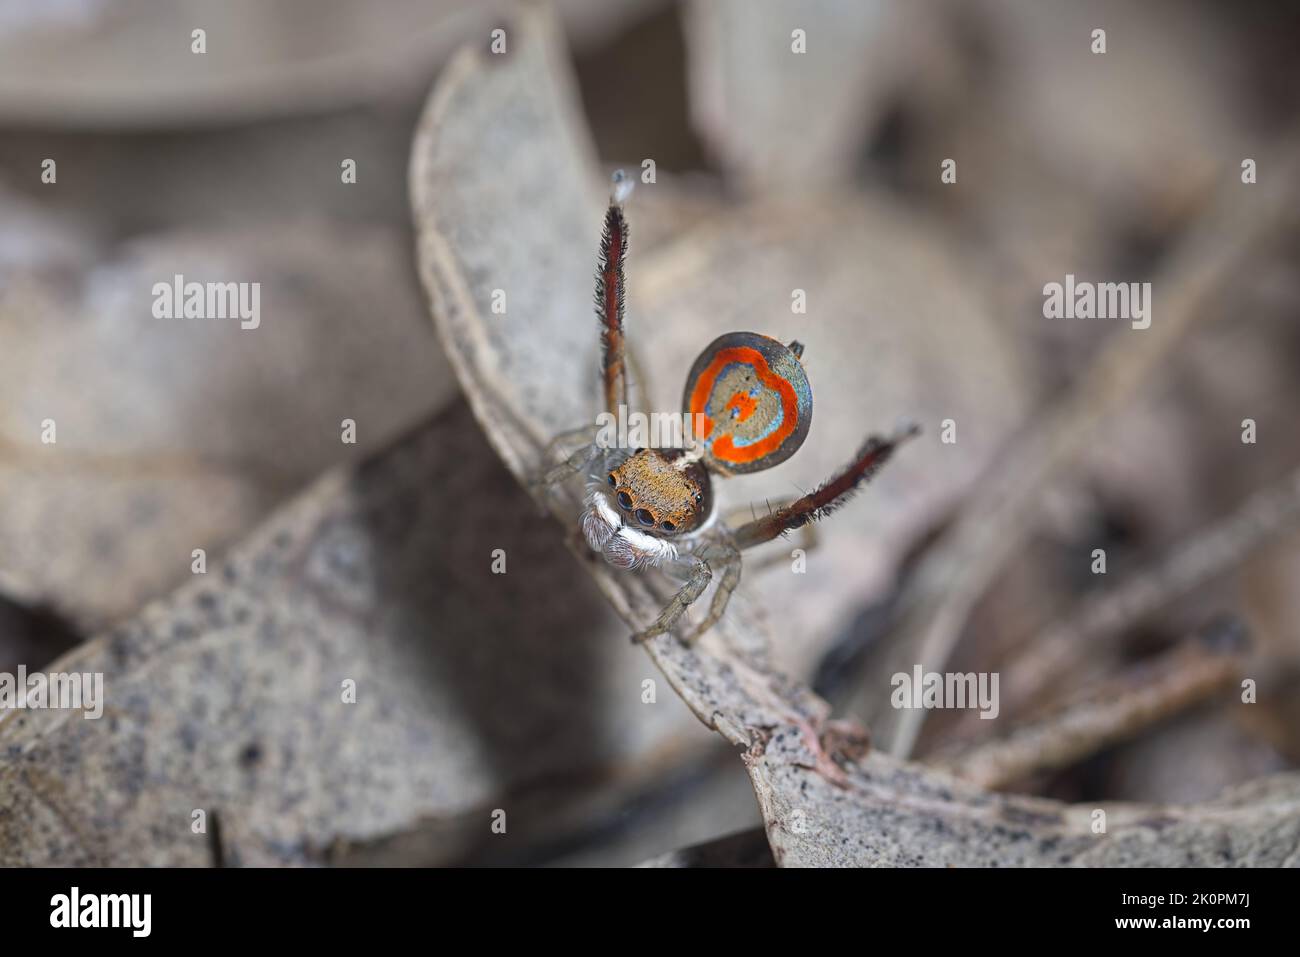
536;172;919;644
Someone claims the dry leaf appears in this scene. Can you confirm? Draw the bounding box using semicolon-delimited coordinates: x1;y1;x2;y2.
0;403;717;866
0;205;455;630
409;2;1300;866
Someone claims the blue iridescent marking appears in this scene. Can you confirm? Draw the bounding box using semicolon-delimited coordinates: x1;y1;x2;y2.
712;361;785;449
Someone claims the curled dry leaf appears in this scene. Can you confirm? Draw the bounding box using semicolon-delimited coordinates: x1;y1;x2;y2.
0;403;716;865
409;3;1300;865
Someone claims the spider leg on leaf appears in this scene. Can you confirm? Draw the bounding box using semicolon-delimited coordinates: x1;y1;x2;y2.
678;538;742;644
631;539;741;644
731;423;921;550
631;553;711;644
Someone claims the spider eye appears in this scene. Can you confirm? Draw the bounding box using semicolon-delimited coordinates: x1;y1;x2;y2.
617;492;633;510
607;473;616;487
635;508;655;526
661;521;676;532
694;493;703;504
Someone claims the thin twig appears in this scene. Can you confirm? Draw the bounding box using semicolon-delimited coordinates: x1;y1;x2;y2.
879;134;1300;758
1002;464;1300;709
933;624;1247;789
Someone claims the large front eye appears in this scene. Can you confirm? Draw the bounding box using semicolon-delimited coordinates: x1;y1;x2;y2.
635;508;655;526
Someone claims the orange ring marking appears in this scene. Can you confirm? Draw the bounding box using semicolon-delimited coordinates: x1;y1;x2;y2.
687;346;799;465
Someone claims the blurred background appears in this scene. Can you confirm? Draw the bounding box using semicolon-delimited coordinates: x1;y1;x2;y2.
1;0;1298;866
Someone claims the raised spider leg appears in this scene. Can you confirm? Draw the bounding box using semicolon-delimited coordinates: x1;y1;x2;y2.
597;186;630;418
723;500;820;573
731;423;921;550
535;178;632;491
748;523;818;572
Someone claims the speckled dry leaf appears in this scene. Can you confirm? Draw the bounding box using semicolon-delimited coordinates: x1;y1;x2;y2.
0;203;454;630
0;403;718;866
756;750;1300;867
409;2;1300;866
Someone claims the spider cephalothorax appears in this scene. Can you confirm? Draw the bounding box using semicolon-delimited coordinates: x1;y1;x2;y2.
538;173;918;643
582;447;713;569
604;447;713;537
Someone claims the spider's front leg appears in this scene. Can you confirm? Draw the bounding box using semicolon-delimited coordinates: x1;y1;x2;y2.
534;176;632;493
631;554;709;644
631;540;740;644
597;178;630;418
527;176;629;496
